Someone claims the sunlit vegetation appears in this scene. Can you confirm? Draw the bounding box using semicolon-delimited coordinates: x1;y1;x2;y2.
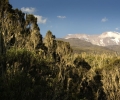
0;0;120;100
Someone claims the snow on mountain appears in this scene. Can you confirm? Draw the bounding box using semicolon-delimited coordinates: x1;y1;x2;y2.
111;38;120;45
65;34;89;40
65;31;120;46
99;31;120;38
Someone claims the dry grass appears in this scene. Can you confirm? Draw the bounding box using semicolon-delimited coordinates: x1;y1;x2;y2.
77;52;120;99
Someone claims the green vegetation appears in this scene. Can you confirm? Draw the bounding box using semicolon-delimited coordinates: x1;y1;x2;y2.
0;0;120;100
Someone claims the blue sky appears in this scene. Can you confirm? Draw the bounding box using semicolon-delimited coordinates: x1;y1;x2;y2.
9;0;120;38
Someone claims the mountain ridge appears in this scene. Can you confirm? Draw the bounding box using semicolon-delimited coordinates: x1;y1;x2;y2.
58;38;120;54
65;31;120;46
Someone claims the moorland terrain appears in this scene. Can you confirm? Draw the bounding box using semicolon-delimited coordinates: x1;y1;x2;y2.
0;0;120;100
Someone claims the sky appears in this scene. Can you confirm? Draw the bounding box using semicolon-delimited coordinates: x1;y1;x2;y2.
9;0;120;38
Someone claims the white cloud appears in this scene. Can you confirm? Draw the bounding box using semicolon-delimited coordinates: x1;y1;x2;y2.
115;28;119;30
57;16;66;19
21;7;47;24
34;15;47;24
21;7;36;14
101;17;108;22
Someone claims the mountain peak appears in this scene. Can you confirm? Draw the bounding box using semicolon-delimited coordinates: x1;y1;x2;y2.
65;31;120;46
99;31;120;38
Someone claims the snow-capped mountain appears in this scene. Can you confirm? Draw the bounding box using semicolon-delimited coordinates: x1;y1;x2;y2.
65;31;120;46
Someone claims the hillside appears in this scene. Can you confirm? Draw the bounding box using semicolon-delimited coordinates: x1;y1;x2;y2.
58;38;118;54
0;0;120;100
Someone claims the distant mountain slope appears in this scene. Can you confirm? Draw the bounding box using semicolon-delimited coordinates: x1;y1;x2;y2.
57;38;118;54
107;45;120;53
65;31;120;46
